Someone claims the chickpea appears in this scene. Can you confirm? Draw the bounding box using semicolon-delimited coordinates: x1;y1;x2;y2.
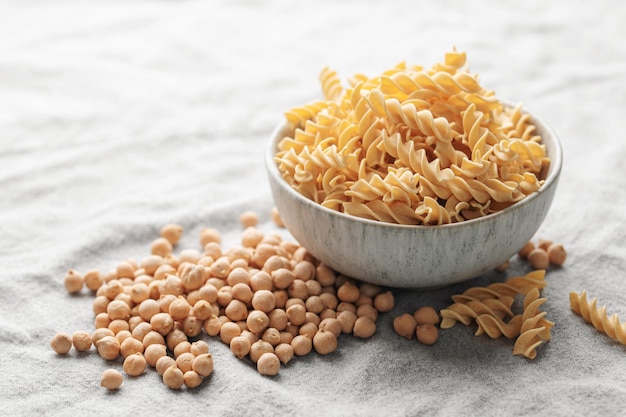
192;300;213;321
267;308;288;331
203;241;222;260
175;352;196;373
167;296;191;322
272;268;295;289
150;312;175;336
312;329;338;355
359;283;382;298
279;331;293;345
182;315;203;337
219;322;242;345
352;316;376;339
123;352;147;377
160;275;183;297
231;283;253;305
262;327;281;346
230;335;252;359
356;304;378;322
257;352;280;376
179;248;202;264
319;318;342;339
305;279;322;297
225;299;248;322
156;355;176;376
286;304;307;326
336;310;357;334
143;330;165;348
138;299;160;322
239;210;259;228
108;319;130;335
184;371;203;389
96;335;120;360
154;264;177;281
518;241;535;258
416;324;438;345
251;290;275;313
270;207;284;228
319;293;338;311
414;307;440;326
115;330;132;345
131;321;152;342
83;269;104;291
373;291;394;312
180;265;207;292
547;243;567;266
305;312;321;327
50;332;73;355
299;322;318;339
92;328;115;345
273;290;288;309
71;331;92;351
247;310;270;335
94;312;111;329
144;344;167;367
315;264;336;287
336;302;356;314
241;329;260;345
288;279;309;300
249;340;274;363
337;282;360;303
274;343;294;365
291;335;312;356
537;239;553;251
163;366;184;390
204;315;224;337
198;284;218;304
64;269;83;294
120;336;144;358
241;227;264;248
101;369;123;390
393;313;417;339
173;341;192;358
160;223;183;245
249;271;273;292
192;353;214;377
216;285;233;307
200;227;222;246
528;248;549;270
92;296;110;315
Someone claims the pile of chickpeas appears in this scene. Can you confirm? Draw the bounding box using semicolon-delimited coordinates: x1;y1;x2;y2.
50;210;395;389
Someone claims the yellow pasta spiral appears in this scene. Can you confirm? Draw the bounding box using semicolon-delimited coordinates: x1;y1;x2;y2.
570;290;626;344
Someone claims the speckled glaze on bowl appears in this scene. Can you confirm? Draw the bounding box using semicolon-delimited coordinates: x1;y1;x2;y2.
265;110;562;289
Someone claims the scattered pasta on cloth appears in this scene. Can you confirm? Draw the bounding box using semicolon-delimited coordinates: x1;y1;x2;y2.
276;49;550;225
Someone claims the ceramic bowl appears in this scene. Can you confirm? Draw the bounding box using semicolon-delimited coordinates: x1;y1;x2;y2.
265;109;562;289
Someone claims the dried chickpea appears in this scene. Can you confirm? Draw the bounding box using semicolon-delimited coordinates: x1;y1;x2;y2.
285;297;305;309
83;269;104;292
92;296;110;315
200;227;222;246
192;353;214;377
123;352;147;377
144;343;166;367
156;355;176;376
273;290;288;309
204;315;224;337
64;269;83;294
413;306;440;326
336;310;357;334
249;271;273;292
94;312;111;329
184;371;203;388
198;284;218;304
538;239;553;251
291;335;312;356
161;223;183;245
319;318;342;339
336;301;356;314
160;275;183;297
315;264;336;287
219;322;242;345
528;248;549;270
356;304;378;322
518;241;535;258
131;322;152;342
192;299;213;321
393;313;417;339
96;335;120;360
416;324;438;345
319;293;338;311
274;343;294;365
225;299;248;322
143;330;165;348
182;316;203;337
115;330;132;345
180;265;207;292
158;294;177;313
241;226;264;248
120;336;144;358
373;291;394;312
279;331;293;345
268;308;288;331
102;280;124;300
547;243;567;266
272;268;295;289
151;312;175;336
352;316;376;339
337;282;360;303
286;304;307;326
288;279;309;300
241;329;260;345
163;365;184;390
239;211;259;228
168;296;191;321
270;207;284;228
305;279;322;296
249;340;274;363
305;312;321;327
50;332;73;355
138;299;160;322
299;322;318;339
231;283;253;305
247;310;270;334
175;352;196;373
230;335;252;359
252;290;276;313
151;236;174;258
257;352;280;376
203;241;222;260
179;248;202;265
262;328;281;346
92;328;115;345
173;341;192;358
72;331;92;351
313;329;338;355
101;369;123;390
108;319;130;335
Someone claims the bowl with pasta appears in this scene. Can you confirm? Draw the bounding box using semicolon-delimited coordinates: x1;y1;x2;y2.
266;51;562;288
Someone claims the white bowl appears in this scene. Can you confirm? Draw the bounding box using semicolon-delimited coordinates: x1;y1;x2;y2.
265;110;562;289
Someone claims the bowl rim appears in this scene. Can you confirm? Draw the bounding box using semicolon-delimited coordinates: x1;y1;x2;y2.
266;105;562;232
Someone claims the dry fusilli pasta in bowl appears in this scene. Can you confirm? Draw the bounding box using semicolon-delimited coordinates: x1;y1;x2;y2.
265;50;562;288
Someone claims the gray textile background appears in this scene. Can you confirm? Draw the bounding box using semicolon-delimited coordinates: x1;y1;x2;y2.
2;1;626;416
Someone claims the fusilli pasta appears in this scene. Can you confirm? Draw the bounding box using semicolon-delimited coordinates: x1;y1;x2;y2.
275;49;550;225
570;290;626;344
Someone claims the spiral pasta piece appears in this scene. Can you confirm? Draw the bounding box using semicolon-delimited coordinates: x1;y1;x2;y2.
475;314;523;339
440;296;515;329
569;290;626;344
512;326;545;359
275;49;550;225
